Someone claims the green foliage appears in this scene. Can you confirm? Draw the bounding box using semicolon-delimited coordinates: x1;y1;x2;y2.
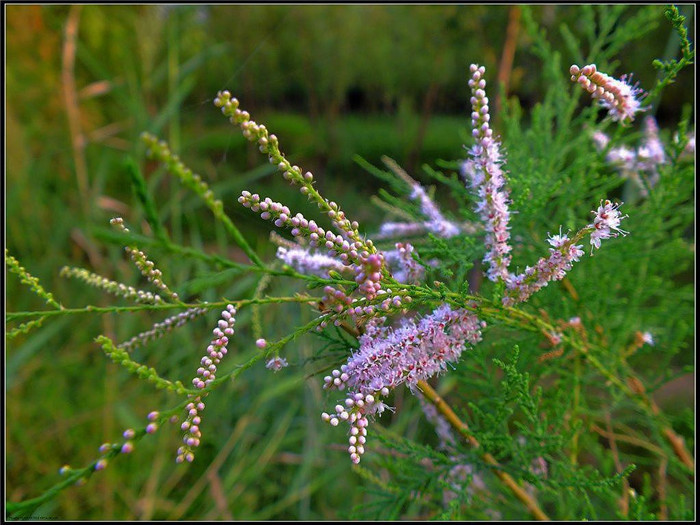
6;4;694;521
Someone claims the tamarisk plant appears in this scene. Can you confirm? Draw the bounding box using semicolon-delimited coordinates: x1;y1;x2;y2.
6;6;694;520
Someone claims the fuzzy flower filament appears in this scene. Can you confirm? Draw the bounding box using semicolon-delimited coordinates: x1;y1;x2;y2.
461;64;512;283
570;64;645;124
322;305;484;463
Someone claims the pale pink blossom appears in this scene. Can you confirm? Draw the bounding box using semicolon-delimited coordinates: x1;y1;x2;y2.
266;356;289;371
590;200;628;250
176;304;236;464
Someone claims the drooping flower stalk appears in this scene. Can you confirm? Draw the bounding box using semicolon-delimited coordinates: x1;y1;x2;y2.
570;64;645;124
461;64;512;284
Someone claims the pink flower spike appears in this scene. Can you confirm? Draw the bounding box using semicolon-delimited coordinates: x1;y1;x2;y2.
462;64;512;283
570;64;646;125
503;230;585;306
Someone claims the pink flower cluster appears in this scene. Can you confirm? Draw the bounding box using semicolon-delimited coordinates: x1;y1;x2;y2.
322;304;484;463
461;64;512;283
460;64;628;306
503;198;627;306
570;64;645;124
590;199;628;250
504;233;585;306
176;304;236;464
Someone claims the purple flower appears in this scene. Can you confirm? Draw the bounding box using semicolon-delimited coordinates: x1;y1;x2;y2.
376;221;430;240
592;117;667;197
322;304;484;463
408;181;461;238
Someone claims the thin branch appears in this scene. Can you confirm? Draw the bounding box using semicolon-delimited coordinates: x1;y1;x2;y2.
417;380;550;521
605;413;630;517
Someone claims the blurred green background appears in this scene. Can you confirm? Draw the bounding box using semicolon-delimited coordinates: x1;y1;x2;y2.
5;4;694;519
